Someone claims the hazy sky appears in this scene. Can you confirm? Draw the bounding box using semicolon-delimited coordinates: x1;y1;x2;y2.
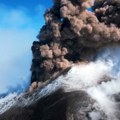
0;0;52;94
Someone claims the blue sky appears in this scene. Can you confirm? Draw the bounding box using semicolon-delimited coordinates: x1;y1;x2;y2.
0;0;52;94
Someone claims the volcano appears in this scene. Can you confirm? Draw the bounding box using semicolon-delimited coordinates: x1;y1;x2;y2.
0;0;120;120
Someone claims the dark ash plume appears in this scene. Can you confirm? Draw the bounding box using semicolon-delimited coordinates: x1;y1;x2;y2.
30;0;120;90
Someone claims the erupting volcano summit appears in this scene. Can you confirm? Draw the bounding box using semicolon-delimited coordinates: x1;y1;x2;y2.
1;0;120;120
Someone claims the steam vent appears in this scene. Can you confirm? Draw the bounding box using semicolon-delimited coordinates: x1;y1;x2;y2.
1;0;120;120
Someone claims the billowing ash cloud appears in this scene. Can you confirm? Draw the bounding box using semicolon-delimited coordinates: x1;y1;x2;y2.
30;0;120;90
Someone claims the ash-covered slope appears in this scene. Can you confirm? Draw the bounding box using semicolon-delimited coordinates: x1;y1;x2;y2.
30;0;120;91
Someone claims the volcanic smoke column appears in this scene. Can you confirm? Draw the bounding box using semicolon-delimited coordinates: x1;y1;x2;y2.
30;0;120;91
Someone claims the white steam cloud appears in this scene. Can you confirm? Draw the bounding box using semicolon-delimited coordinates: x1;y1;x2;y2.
22;46;120;119
24;45;120;120
64;46;120;120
